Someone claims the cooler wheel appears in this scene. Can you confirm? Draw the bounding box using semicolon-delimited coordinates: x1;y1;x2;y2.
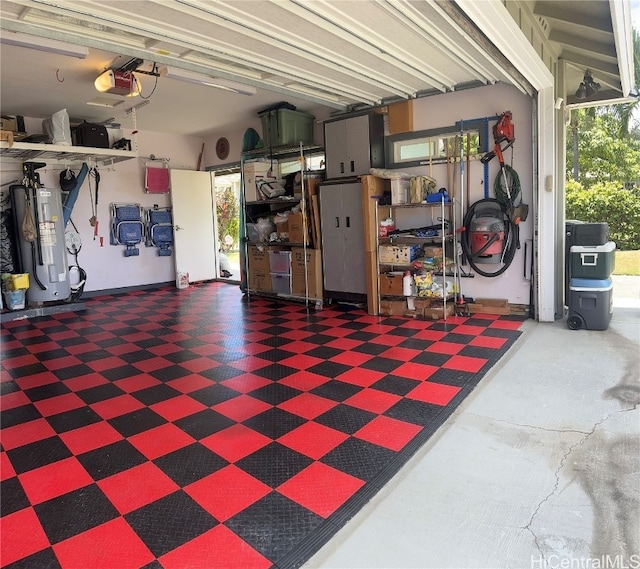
567;314;585;330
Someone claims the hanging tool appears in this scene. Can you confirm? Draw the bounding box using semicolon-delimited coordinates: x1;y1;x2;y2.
16;162;47;289
88;166;100;240
480;112;528;229
445;139;451;194
61;163;89;227
465;133;470;208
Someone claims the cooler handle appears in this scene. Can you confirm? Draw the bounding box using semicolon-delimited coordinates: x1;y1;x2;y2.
580;253;598;266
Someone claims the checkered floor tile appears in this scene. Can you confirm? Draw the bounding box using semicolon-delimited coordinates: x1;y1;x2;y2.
1;283;524;568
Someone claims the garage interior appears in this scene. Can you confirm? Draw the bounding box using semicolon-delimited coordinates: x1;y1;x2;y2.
1;1;637;568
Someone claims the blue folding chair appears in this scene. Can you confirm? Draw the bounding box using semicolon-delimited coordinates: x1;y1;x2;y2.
145;207;173;256
110;203;144;257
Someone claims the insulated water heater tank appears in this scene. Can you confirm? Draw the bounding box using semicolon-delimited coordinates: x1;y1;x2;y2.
11;184;70;304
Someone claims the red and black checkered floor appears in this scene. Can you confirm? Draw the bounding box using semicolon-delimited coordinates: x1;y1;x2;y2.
1;283;523;568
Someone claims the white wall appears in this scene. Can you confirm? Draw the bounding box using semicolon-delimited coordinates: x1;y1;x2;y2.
1;128;206;293
398;83;534;305
200;88;534;306
2;91;533;302
203;104;333;170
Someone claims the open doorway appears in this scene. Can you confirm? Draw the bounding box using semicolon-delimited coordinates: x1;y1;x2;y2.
214;170;241;282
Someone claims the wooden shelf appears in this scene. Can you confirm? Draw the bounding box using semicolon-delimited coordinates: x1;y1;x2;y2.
0;141;137;165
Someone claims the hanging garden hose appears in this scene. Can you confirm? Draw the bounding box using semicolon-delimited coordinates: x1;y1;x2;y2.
461;198;518;278
493;164;521;208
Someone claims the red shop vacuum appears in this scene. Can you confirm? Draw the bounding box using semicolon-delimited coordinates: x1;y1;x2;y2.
470;210;505;262
461;199;517;277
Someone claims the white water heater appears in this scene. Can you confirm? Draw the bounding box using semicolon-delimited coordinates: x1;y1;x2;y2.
11;184;70;304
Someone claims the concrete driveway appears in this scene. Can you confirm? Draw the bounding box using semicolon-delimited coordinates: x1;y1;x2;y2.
307;276;640;569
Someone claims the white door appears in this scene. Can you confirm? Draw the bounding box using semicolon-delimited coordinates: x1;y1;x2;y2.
170;169;217;283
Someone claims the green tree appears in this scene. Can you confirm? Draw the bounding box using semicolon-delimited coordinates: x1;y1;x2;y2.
609;28;640;138
566;108;640;188
216;186;239;251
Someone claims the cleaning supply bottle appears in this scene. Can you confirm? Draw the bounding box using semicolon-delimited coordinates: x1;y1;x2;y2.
403;270;413;296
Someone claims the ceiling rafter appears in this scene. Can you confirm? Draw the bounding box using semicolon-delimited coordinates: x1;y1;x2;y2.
548;30;616;59
10;0;384;105
533;3;613;34
282;0;453;91
386;0;500;86
170;0;417;97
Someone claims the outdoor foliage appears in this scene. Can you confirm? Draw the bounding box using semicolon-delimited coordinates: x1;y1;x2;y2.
215;186;239;251
566;179;640;250
566;108;640;188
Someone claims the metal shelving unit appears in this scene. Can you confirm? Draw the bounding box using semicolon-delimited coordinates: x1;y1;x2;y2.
377;199;458;319
0;141;137;166
240;144;324;309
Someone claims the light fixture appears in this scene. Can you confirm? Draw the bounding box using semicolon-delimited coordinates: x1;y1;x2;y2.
0;31;88;59
164;67;256;96
575;71;600;100
94;69;141;97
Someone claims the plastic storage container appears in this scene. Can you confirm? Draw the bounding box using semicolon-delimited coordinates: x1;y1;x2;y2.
270;273;292;295
567;278;613;330
570;241;616;279
4;273;29;291
269;250;291;274
259;109;314;147
3;289;26;310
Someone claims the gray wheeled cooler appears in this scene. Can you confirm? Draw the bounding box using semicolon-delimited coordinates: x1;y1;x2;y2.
567;278;613;331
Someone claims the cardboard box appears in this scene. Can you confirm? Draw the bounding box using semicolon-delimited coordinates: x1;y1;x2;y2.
291;248;323;298
379;299;407;316
287;211;309;245
248;268;271;292
379;244;422;265
379;272;404;296
388;100;413;134
275;218;289;241
467;298;510;315
0;116;17;132
423;301;455;320
243;161;273;202
0;131;14;146
247;244;270;273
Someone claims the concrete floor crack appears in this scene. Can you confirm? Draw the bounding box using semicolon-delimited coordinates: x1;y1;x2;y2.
467;413;591;435
522;404;638;560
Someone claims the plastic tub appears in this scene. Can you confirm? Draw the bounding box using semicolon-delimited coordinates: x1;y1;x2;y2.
4;290;26;310
269;250;291;274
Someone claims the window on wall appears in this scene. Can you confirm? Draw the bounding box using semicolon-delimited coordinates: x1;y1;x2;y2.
385;122;486;169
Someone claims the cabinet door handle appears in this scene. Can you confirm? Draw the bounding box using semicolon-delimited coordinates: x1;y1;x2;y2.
340;162;344;174
335;217;340;228
346;216;350;228
350;160;355;172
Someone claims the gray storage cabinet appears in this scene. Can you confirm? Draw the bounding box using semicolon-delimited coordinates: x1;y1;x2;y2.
319;181;366;300
324;113;384;179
